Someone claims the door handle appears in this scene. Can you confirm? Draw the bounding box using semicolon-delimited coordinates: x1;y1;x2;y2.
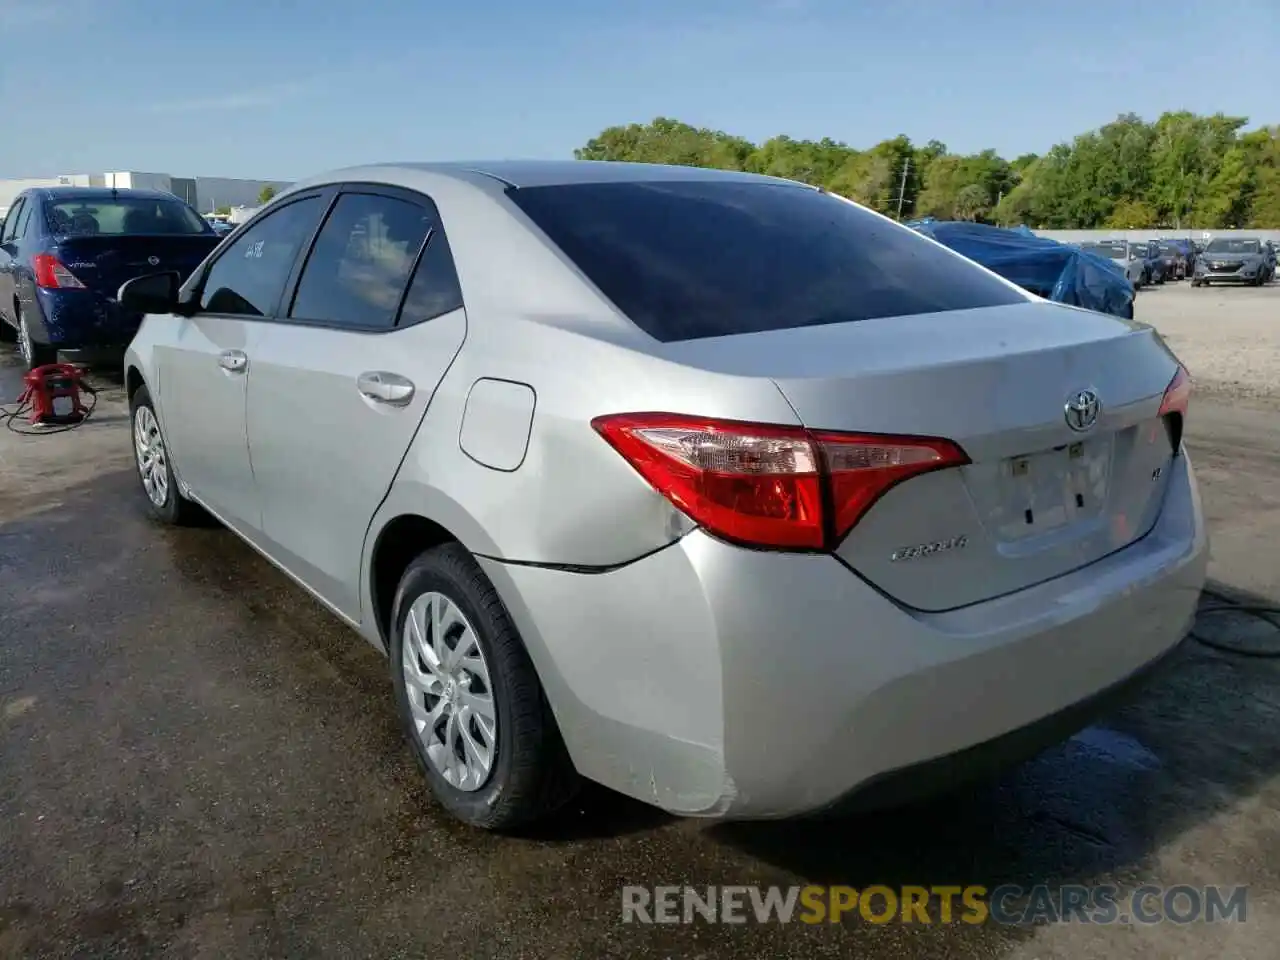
357;371;415;407
219;350;247;373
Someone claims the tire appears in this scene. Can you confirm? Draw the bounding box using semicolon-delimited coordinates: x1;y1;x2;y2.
129;385;206;526
16;307;57;370
390;543;578;830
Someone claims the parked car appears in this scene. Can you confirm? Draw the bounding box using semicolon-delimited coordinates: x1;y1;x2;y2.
0;187;222;369
1127;239;1165;284
1191;236;1270;286
205;216;234;237
1263;240;1277;283
1081;239;1146;289
120;161;1206;829
1168;238;1199;275
1156;240;1187;280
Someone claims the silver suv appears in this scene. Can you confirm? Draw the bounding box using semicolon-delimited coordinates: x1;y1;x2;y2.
121;162;1206;829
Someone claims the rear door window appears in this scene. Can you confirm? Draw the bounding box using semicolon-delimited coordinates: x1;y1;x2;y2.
199;195;326;317
289;192;432;330
507;180;1025;343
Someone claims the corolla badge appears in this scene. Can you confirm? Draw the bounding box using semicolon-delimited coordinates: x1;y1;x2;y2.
147;256;161;266
891;535;968;563
1064;389;1101;432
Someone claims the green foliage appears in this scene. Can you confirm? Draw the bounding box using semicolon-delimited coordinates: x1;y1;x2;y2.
257;185;277;205
576;113;1280;228
214;205;231;216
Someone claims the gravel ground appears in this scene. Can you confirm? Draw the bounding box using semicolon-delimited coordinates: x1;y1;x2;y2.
1138;281;1280;406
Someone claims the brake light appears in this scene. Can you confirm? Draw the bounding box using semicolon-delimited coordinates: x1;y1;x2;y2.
33;254;86;290
591;413;969;550
1158;364;1191;418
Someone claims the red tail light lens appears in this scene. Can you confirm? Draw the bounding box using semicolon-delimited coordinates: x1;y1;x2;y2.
591;413;969;550
33;254;86;290
1158;364;1191;418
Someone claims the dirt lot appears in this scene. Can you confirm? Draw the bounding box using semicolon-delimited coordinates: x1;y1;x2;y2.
2;282;1279;959
1138;281;1280;406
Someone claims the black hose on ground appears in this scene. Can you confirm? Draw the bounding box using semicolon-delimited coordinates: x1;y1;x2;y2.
1189;588;1280;659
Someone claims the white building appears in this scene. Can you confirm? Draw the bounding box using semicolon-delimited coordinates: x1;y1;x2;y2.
0;171;291;218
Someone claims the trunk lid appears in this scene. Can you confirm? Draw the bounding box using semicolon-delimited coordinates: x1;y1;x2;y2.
53;235;220;296
660;301;1182;611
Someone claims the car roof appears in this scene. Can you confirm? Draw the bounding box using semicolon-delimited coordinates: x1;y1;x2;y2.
34;186;184;202
292;159;805;193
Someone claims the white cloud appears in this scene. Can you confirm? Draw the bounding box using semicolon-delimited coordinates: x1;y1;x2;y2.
143;81;311;114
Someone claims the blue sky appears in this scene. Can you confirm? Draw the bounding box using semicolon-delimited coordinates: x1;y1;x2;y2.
1;0;1276;180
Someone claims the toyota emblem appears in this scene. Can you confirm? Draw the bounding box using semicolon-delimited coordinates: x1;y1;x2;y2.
1064;389;1101;432
147;256;160;266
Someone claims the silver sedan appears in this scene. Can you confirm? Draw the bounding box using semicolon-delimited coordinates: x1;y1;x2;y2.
121;161;1207;828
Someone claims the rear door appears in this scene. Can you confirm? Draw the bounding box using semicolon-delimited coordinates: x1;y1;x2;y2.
0;196;27;323
158;191;332;532
245;185;468;619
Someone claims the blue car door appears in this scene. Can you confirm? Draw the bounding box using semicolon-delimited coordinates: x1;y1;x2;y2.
0;195;27;321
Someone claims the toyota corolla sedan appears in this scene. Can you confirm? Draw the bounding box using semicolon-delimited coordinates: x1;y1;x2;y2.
120;162;1207;829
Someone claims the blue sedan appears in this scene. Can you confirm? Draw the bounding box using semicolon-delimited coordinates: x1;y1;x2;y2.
0;187;222;369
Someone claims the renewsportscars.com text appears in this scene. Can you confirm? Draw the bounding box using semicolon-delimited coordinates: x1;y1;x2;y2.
621;884;1248;926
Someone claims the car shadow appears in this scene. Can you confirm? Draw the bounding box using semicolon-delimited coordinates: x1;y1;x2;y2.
706;577;1280;893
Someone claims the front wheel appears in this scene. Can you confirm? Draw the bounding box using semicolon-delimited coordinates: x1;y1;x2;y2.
390;543;578;829
130;386;206;526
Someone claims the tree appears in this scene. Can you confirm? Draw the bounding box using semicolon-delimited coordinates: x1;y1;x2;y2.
572;113;1280;228
1105;198;1158;228
257;185;277;205
954;184;991;222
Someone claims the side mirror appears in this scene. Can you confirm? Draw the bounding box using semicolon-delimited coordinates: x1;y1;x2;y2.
119;271;183;314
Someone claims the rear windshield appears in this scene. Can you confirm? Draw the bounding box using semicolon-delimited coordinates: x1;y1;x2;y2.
1088;242;1127;258
507;180;1025;342
45;196;211;237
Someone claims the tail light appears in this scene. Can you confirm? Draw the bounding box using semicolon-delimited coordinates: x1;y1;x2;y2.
591;413;969;550
1157;364;1191;418
33;254;86;290
1157;363;1191;451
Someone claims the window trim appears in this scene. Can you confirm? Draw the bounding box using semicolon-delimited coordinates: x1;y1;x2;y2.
15;199;35;240
281;184;437;333
184;188;337;320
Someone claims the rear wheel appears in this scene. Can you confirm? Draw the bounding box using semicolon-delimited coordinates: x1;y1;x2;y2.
16;308;57;370
390;543;578;830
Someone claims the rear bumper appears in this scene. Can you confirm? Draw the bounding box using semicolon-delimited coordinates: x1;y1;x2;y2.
481;451;1207;819
33;288;143;347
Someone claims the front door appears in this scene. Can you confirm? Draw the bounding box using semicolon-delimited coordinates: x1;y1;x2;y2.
245;187;468;619
157;191;332;532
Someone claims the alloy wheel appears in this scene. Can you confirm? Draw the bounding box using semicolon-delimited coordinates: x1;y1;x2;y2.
401;591;497;792
133;406;170;507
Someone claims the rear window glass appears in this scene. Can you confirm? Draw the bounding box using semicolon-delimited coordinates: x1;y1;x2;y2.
507;180;1025;342
45;196;210;237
